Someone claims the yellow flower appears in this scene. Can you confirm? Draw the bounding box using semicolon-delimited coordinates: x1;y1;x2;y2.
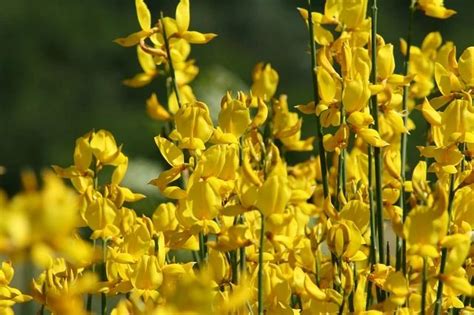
327;220;364;261
403;205;447;258
130;255;163;302
272;95;314;151
170;101;214;150
255;173;291;217
251;63;279;101
215;92;251;143
0;261;32;313
417;0;456;19
114;0;156;47
384;271;409;306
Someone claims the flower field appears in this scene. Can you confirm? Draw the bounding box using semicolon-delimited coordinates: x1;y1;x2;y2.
1;0;474;314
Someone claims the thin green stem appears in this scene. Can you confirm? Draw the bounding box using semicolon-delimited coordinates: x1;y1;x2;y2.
369;0;385;269
337;100;347;206
101;239;108;315
231;250;238;284
257;212;266;315
160;12;182;108
368;146;377;267
421;256;428;315
199;232;207;266
86;238;97;312
239;215;247;278
434;174;456;315
315;245;321;286
399;0;417;274
306;0;330;199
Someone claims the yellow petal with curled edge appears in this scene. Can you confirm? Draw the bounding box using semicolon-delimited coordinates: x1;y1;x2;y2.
182;31;217;44
441;233;470;275
137;45;155;74
149;166;183;190
304;273;327;300
242;151;262;187
384;110;408;134
385;271;409;298
74;136;92;172
154;136;184;167
347;111;373;129
131;255;163;290
255;174;291;217
111;157;128;185
295;102;316;115
135;0;151;31
123;72;155;88
162;186;187;199
90;130;121;164
458;47;474;87
357;128;389;147
317;66;336;103
114;30;152;47
441;272;473;296
340;200;370;233
421;4;456;19
251;98;268;128
146;93;171;121
314;24;334;46
343;77;370;113
251;63;279;101
354;271;368;312
435;62;463;95
377;44;395;79
419;98;442;126
421;32;442;53
176;0;190;34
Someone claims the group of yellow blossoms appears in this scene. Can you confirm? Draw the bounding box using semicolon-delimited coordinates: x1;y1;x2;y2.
1;0;474;314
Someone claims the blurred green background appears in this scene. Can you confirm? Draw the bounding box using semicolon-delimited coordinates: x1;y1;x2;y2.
1;0;473;197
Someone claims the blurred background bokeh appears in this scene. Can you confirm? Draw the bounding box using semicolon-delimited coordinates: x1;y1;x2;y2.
1;0;473;202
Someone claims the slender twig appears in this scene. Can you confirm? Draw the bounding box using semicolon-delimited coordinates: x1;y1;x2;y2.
86;239;97;311
434;174;456;315
199;232;206;266
367;145;377;306
239;215;247;278
369;0;385;269
368;145;377;266
160;12;182;108
337;101;347;207
306;0;330;199
257;212;266;315
101;239;108;315
399;0;417;274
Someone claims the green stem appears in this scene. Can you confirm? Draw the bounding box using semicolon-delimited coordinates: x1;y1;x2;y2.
369;0;385;269
368;146;377;267
337;101;347;207
434;174;456;315
306;0;330;199
399;0;416;274
86;238;97;312
257;212;266;315
101;239;108;315
421;256;428;315
160;12;182;108
239;215;247;278
199;232;207;266
231;250;238;284
315;245;321;286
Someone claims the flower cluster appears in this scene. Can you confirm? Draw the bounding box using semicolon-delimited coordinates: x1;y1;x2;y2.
1;0;473;314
